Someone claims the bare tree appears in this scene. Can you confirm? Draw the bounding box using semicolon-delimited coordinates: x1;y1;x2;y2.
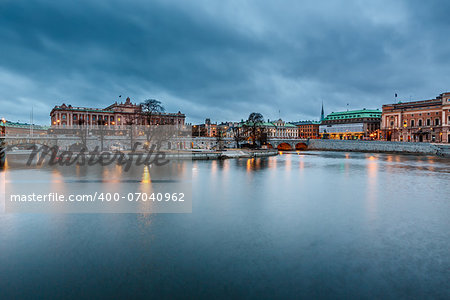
232;124;245;148
76;119;89;149
246;112;264;147
192;125;207;137
215;127;226;151
140;99;165;146
124;114;139;151
96;119;106;151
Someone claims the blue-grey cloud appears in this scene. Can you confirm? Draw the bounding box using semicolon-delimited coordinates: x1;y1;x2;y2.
0;0;449;124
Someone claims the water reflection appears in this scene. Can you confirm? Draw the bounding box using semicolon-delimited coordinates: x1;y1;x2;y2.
366;154;378;219
1;151;449;299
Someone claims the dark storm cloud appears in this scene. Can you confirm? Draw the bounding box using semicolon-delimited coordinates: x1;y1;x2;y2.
0;0;449;124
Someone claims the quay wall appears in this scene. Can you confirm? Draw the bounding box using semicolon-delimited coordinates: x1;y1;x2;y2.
307;140;450;157
189;149;278;160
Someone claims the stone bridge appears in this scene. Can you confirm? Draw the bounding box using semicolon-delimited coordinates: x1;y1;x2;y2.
190;137;309;150
266;138;309;150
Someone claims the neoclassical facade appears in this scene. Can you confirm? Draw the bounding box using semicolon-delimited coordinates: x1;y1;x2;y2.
381;92;450;143
50;97;185;127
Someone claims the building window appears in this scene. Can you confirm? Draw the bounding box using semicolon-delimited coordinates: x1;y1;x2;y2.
418;119;422;126
93;116;96;121
73;115;77;121
426;119;431;126
411;120;415;127
435;119;440;126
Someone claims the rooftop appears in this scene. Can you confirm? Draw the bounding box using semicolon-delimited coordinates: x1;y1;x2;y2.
324;109;381;121
292;120;321;125
2;121;49;130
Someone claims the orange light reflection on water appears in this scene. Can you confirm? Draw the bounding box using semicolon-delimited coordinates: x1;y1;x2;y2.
366;155;378;219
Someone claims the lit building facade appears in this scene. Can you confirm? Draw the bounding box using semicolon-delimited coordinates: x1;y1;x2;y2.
263;119;298;138
381;92;450;143
319;109;381;140
293;121;320;139
235;119;298;139
50;97;185;127
192;119;221;137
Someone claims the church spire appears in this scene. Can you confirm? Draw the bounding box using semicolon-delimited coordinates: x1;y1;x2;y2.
320;101;325;121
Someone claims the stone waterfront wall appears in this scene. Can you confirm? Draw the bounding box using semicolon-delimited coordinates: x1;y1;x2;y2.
307;140;449;156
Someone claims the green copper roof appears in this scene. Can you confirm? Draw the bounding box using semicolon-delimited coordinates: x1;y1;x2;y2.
324;109;381;121
54;107;115;113
3;121;49;130
238;121;296;127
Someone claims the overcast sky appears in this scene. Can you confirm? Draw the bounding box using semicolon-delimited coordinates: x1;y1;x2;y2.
1;0;449;125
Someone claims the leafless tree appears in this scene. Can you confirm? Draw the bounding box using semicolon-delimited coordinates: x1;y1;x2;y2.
246;112;264;147
215;127;226;151
140;99;165;146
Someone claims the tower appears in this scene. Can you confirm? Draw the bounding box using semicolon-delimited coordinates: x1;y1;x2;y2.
320;101;325;121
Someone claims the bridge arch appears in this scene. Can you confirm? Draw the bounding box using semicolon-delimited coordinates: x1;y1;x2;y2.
277;143;292;151
295;142;308;150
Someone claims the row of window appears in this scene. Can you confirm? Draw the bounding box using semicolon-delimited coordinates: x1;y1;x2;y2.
59;114;114;122
55;114;183;125
328;114;380;120
396;118;441;127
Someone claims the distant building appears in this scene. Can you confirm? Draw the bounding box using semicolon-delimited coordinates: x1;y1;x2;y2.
50;97;185;127
0;121;48;136
381;92;450;143
293;121;320;139
192;119;235;137
319;109;381;140
264;119;298;138
234;119;298;140
192;119;217;137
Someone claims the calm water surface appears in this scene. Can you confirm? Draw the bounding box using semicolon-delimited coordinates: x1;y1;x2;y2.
1;151;449;299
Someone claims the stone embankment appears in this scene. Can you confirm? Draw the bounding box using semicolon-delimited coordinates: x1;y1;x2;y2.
188;149;278;160
306;140;450;157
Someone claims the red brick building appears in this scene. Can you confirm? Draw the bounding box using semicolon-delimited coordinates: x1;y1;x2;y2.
50;97;185;127
293;121;320;139
381;92;450;143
